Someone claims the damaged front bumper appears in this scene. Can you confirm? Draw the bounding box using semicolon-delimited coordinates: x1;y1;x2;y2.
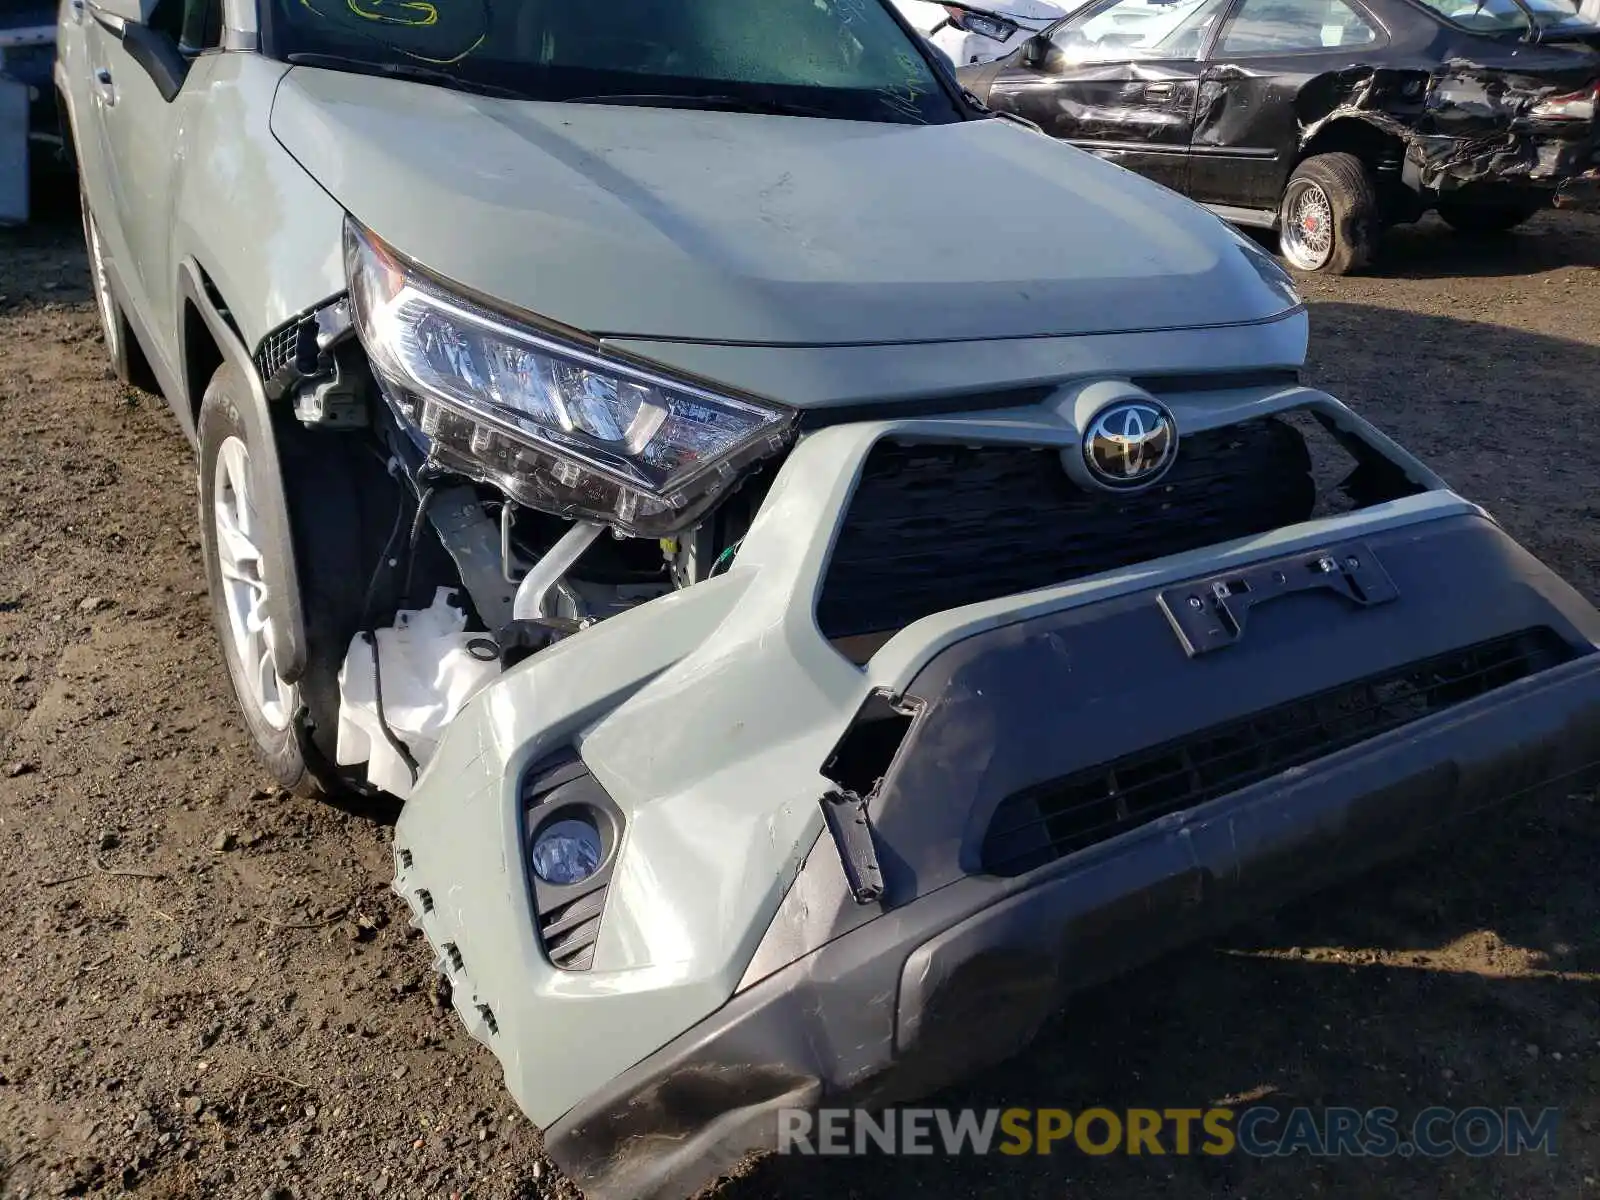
548;648;1600;1200
391;387;1600;1200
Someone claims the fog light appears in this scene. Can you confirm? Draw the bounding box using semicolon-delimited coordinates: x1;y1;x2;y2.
530;816;604;886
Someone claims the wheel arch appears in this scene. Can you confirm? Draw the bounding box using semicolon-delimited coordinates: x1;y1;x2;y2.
179;257;310;686
176;262;241;437
1295;117;1407;200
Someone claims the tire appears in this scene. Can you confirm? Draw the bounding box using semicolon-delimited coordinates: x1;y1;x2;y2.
1436;199;1542;237
1277;152;1379;276
79;187;158;392
197;363;403;796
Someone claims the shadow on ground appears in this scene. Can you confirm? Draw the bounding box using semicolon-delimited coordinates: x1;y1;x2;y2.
1371;214;1600;280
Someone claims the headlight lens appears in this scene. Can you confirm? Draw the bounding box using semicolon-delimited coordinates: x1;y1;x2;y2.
530;816;605;886
344;218;796;537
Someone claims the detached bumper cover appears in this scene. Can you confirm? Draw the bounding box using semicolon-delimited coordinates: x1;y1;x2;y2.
546;650;1600;1198
391;391;1600;1199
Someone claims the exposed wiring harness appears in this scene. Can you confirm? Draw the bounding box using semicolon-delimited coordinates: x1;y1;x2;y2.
709;539;742;578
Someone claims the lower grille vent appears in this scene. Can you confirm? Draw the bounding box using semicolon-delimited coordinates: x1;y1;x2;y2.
982;628;1575;877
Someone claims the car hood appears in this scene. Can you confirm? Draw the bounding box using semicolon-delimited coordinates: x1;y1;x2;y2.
271;67;1300;347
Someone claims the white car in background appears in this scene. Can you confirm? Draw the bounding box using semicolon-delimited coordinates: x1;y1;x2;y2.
892;0;1070;65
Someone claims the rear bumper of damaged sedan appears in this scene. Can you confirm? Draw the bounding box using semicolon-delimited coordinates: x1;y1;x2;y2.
390;386;1600;1200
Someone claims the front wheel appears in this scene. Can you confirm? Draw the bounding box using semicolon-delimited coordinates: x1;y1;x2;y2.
198;366;317;792
197;362;416;797
1278;152;1379;276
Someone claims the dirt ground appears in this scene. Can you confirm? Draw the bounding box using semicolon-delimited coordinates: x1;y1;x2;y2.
1;197;1597;1200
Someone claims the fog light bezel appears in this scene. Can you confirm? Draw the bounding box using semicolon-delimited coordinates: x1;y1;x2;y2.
520;756;625;972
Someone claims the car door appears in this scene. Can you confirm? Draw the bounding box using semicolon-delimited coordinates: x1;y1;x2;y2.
985;0;1234;194
82;0;210;373
57;0;121;224
1188;0;1388;212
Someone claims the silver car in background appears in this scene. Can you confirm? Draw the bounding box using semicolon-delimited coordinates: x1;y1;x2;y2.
891;0;1069;63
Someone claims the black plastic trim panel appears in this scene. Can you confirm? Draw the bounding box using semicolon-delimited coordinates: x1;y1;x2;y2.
520;757;623;973
984;627;1576;875
738;513;1600;982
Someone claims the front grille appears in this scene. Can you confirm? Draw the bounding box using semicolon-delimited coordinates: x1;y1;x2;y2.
537;884;608;972
982;629;1576;877
817;418;1316;640
253;320;303;393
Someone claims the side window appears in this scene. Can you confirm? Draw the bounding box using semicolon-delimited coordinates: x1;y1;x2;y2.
179;0;225;52
1216;0;1381;53
1408;0;1531;33
1050;0;1235;63
146;0;188;41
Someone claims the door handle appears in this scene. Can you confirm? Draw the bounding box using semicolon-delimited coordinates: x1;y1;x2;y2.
93;67;116;107
1145;82;1176;98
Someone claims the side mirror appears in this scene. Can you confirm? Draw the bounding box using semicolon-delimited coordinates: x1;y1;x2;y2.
87;0;190;102
1020;32;1054;68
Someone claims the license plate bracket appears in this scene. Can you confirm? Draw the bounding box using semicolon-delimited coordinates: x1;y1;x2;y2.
1158;541;1399;657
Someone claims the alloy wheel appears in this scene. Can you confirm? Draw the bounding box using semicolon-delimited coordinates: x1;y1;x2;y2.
212;435;295;731
1280;179;1336;272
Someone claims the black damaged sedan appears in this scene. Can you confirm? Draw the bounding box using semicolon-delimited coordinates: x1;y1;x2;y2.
959;0;1600;271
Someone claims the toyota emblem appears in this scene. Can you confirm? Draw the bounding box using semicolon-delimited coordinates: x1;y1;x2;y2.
1082;399;1179;491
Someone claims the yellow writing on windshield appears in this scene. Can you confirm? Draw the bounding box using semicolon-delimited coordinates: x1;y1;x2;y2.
346;0;438;27
295;0;487;62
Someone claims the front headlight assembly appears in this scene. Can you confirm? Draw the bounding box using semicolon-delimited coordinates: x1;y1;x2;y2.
344;218;797;537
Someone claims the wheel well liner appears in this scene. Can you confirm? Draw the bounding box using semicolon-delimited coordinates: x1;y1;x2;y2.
182;299;225;434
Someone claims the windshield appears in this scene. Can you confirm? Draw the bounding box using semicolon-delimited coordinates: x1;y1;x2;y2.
1410;0;1595;35
265;0;962;123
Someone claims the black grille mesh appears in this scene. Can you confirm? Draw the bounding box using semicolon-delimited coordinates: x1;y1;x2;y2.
981;628;1576;877
817;418;1316;640
253;320;302;388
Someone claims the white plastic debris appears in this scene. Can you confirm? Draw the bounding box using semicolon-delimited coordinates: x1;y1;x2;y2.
335;587;502;799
